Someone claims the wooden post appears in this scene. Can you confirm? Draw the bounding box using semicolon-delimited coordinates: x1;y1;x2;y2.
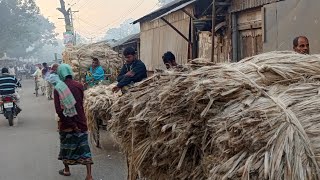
211;0;216;62
161;17;193;45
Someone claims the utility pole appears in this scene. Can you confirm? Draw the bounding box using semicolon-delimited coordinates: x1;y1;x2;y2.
57;0;78;45
57;0;71;32
69;8;79;45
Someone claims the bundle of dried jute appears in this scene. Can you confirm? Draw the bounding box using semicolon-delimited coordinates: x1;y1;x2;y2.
109;51;320;180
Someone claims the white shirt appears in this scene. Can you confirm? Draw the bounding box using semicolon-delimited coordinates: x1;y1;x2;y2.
9;68;15;75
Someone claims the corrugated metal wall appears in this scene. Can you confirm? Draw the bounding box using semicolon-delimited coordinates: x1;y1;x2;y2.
263;0;320;53
231;0;282;12
139;7;193;71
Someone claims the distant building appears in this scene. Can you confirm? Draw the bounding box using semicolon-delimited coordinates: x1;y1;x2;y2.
104;39;118;46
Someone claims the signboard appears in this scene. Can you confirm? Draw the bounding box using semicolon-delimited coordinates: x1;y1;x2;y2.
63;31;74;47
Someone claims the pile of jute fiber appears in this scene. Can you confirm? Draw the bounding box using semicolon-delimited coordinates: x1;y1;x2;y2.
109;51;320;180
62;42;123;82
84;84;120;133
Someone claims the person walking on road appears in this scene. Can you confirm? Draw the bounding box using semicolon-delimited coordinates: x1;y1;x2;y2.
46;63;59;100
42;62;53;100
8;66;16;76
53;64;93;180
48;63;60;129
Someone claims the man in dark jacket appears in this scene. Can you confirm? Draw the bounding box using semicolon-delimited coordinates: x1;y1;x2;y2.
112;47;147;93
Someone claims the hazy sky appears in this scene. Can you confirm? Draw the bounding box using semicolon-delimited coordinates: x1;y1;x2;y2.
35;0;160;40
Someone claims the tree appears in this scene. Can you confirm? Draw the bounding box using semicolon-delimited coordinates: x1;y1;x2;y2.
29;40;64;62
104;19;140;41
0;0;57;58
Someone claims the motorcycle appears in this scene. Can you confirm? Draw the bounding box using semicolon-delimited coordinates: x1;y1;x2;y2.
0;81;22;126
0;95;19;126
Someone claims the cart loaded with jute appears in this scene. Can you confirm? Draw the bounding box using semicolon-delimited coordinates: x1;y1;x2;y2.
62;42;123;83
84;83;121;147
107;51;320;180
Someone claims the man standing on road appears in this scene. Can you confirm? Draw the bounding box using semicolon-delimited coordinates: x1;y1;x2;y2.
53;64;93;180
293;36;310;55
112;47;147;93
42;62;53;99
48;64;60;129
8;66;16;76
46;64;59;100
33;64;45;95
48;64;59;82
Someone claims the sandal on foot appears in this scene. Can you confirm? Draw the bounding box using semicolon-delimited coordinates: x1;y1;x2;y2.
59;169;71;176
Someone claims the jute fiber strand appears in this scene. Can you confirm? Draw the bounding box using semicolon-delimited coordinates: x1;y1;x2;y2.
84;83;120;133
62;42;123;82
108;51;320;180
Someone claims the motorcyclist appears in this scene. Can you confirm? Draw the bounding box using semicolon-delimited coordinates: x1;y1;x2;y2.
0;68;22;113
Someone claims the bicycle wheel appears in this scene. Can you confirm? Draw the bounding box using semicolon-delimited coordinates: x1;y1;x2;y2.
41;86;45;96
35;81;39;97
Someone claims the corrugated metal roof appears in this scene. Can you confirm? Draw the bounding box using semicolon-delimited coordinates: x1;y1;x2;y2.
230;0;284;12
111;33;140;48
151;0;197;21
133;0;197;24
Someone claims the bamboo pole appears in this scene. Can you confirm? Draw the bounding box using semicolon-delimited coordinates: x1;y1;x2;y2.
211;0;216;62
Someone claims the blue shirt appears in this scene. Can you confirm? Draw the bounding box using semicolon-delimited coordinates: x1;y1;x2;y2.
85;66;105;87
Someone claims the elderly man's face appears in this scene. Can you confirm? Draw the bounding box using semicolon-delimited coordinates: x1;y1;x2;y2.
294;37;310;54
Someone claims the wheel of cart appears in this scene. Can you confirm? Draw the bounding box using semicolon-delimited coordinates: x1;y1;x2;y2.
90;118;107;148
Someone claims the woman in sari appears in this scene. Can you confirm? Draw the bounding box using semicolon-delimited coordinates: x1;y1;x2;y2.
52;64;93;180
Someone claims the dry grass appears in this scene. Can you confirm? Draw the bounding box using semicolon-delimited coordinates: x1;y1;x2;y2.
109;51;320;180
